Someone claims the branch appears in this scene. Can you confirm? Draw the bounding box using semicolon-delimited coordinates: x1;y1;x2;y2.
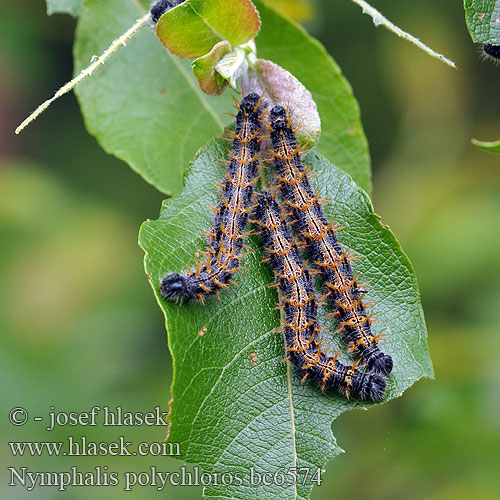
348;0;456;68
15;12;151;134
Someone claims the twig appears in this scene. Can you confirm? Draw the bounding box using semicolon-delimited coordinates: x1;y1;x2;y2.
16;12;151;134
348;0;456;68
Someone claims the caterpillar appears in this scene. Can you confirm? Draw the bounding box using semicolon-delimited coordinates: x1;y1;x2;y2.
483;44;500;64
160;93;265;303
268;105;393;376
253;192;386;400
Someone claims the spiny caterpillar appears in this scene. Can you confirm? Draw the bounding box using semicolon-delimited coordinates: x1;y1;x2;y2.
160;93;264;302
483;44;500;64
268;106;393;376
253;192;386;400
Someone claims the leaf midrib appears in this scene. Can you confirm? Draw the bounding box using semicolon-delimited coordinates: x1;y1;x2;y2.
286;360;298;500
154;172;300;496
189;2;227;43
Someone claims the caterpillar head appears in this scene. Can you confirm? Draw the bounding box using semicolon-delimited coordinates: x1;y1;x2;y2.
360;373;386;401
239;93;265;118
160;273;195;302
269;106;288;130
369;354;393;377
483;44;500;65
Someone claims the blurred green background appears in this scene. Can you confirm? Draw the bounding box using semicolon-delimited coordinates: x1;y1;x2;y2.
1;0;499;499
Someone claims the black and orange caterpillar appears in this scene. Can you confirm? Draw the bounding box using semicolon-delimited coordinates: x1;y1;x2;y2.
160;93;265;302
253;192;386;400
268;105;393;376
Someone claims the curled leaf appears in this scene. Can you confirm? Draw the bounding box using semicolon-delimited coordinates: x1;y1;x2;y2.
192;41;232;95
214;42;255;90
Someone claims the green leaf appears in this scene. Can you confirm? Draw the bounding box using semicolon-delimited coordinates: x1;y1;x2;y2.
156;0;261;59
74;0;370;196
139;138;432;500
464;0;500;44
74;0;234;196
262;0;315;22
46;0;83;17
472;137;500;153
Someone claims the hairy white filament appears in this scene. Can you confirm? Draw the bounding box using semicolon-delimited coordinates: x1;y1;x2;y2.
348;0;456;68
16;12;151;134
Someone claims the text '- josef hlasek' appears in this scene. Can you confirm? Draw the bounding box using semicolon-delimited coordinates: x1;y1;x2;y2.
9;405;168;429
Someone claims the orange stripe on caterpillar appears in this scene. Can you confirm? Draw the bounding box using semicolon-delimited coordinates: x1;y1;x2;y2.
253;191;386;401
160;93;265;302
268;105;393;376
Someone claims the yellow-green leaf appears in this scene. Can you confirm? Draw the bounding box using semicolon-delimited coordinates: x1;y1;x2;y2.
156;0;261;59
472;137;500;153
192;41;232;95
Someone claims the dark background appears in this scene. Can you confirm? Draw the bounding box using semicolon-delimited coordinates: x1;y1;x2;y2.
1;0;499;498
